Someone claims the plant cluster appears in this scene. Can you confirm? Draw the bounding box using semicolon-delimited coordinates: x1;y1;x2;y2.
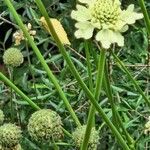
0;0;150;149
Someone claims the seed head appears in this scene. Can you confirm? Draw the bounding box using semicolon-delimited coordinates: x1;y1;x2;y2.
28;109;63;142
0;123;22;148
3;48;23;67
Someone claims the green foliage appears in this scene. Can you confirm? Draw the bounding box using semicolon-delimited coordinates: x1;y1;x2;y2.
0;0;150;149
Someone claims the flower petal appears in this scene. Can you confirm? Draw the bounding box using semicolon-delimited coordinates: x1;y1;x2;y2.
74;22;94;39
71;5;91;22
121;4;143;25
96;29;124;49
111;31;124;47
96;29;112;49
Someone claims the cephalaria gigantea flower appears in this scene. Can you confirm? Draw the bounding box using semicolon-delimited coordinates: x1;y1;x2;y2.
71;0;143;49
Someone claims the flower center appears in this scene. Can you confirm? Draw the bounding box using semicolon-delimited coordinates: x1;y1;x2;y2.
90;0;120;25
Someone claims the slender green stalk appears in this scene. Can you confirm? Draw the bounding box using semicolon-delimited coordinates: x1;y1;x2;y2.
62;128;73;138
8;67;14;121
0;72;40;110
85;41;93;92
33;0;130;149
112;52;150;107
25;41;38;101
138;0;150;34
104;63;135;149
4;0;81;127
85;41;95;125
81;49;106;150
103;63;119;128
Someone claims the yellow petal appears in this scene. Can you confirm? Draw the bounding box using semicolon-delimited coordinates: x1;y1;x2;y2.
40;17;70;45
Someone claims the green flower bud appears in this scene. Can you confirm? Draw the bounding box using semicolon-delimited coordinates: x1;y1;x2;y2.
72;125;99;150
0;110;4;125
0;123;22;148
28;109;63;142
3;48;24;67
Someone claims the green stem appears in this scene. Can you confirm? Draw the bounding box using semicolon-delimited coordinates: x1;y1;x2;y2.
138;0;150;35
103;63;119;128
8;67;14;121
4;0;81;127
62;128;73;138
112;52;150;107
104;63;135;149
26;41;38;101
34;0;130;149
0;72;40;110
81;49;106;150
85;41;95;125
85;41;93;92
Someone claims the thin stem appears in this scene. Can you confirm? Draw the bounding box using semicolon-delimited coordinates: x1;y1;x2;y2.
0;72;40;110
138;0;150;34
62;128;73;138
103;63;119;128
85;41;95;125
26;42;38;101
33;0;130;149
112;52;150;107
8;67;14;121
81;49;106;150
4;0;81;127
104;63;135;149
85;41;93;92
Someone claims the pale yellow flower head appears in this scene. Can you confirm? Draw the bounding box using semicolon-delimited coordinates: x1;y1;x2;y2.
40;17;71;45
71;0;143;49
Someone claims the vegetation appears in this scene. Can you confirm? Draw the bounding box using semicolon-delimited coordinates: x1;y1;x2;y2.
0;0;150;149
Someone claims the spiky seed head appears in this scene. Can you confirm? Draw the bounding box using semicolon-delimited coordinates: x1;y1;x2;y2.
0;123;22;148
3;48;24;67
72;125;99;150
28;109;63;142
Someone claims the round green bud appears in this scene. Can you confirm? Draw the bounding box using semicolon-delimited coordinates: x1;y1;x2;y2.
0;123;22;148
3;48;24;67
0;110;4;125
28;109;63;142
72;125;99;150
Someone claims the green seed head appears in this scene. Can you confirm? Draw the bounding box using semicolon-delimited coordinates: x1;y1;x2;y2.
0;123;22;148
3;48;24;67
28;109;63;142
72;125;99;150
0;110;4;125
